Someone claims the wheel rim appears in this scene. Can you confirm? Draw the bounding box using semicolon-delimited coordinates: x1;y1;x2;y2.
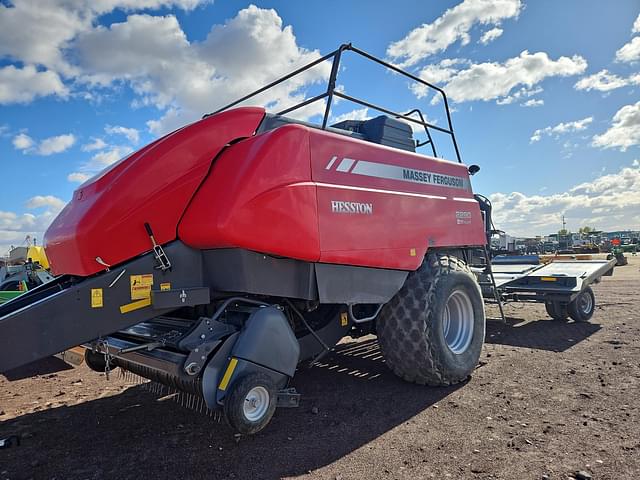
443;289;474;354
578;292;593;315
243;386;269;422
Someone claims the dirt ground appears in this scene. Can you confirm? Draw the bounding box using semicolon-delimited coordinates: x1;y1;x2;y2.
1;256;639;480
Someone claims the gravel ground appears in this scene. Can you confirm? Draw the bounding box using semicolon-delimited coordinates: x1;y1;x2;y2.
1;256;639;480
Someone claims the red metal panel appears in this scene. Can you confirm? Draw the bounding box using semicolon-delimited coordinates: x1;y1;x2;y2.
178;125;321;261
309;129;486;270
44;107;266;276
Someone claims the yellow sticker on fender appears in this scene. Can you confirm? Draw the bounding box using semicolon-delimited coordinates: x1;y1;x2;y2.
130;274;154;300
160;282;171;291
340;311;349;327
91;288;103;308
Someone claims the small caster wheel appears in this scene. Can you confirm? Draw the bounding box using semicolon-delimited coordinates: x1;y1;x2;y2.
224;373;277;435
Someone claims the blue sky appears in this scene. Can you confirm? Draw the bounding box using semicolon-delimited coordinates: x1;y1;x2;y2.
1;0;639;254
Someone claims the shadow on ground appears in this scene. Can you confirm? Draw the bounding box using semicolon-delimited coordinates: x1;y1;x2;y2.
0;339;460;480
485;316;601;352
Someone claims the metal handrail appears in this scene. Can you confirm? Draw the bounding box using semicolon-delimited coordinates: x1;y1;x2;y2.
206;43;462;163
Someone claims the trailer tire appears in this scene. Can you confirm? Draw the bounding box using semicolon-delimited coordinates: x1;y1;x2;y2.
376;253;485;386
568;287;595;323
84;348;118;373
545;301;569;321
224;373;277;435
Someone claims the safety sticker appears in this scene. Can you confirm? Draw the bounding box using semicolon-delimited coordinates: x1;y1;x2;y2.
91;288;103;308
341;311;349;327
130;274;154;300
160;282;171;291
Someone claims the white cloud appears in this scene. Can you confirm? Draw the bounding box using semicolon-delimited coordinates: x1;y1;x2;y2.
495;86;543;105
387;0;522;67
414;51;586;104
75;6;330;136
331;107;371;125
12;133;34;150
0;64;68;104
574;69;640;92
0;0;209;76
89;146;134;169
530;117;593;143
634;13;640;34
616;36;640;63
522;98;543;107
13;132;76;155
0;195;66;256
25;195;66;210
106;125;140;143
67;172;91;183
81;138;107;151
592;101;640;151
38;134;76;155
479;27;503;45
489;165;640;236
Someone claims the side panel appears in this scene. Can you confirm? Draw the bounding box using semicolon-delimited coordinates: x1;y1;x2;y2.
44;107;266;277
309;129;486;270
179;125;321;262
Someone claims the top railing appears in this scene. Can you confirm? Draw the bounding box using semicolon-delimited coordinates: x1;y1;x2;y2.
206;43;462;163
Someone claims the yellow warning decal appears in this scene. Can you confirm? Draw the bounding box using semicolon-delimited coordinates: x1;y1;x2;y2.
160;282;171;291
541;277;558;282
91;288;103;308
120;297;151;314
130;274;154;300
410;248;417;257
340;311;349;327
218;358;238;391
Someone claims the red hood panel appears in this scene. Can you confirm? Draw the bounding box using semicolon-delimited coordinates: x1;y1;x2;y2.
44;107;265;276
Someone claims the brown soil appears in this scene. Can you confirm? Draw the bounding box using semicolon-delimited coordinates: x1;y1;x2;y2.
1;257;639;480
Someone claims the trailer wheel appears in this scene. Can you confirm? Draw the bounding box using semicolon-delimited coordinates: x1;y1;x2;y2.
568;287;595;323
545;301;569;321
224;373;277;435
376;253;485;386
84;348;118;373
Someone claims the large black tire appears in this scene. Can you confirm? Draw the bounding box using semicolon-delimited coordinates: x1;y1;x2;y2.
224;373;277;435
568;287;595;322
376;253;485;386
545;301;569;321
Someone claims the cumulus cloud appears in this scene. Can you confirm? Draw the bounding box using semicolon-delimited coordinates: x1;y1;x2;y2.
12;133;34;150
0;64;68;104
634;13;640;34
616;36;640;63
592;101;640;151
81;138;107;151
330;107;372;125
489;165;640;236
479;27;503;45
530;117;593;143
38;134;76;155
0;195;66;256
13;132;76;155
522;99;543;107
0;0;209;75
75;7;331;135
413;51;586;104
387;0;522;67
67;172;91;183
574;69;640;92
106;125;140;144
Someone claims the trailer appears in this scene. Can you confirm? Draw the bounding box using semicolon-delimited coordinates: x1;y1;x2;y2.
476;255;616;322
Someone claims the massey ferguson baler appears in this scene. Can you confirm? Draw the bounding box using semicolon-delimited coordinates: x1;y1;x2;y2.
0;45;495;434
